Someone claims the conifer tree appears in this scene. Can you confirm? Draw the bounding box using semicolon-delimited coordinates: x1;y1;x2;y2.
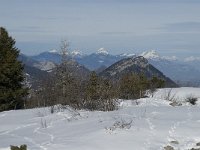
119;73;149;99
148;76;165;97
0;27;27;111
85;71;99;110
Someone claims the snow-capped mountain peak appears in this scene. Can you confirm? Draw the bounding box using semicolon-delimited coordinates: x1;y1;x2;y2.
140;50;160;59
49;49;58;54
97;48;109;55
71;49;83;56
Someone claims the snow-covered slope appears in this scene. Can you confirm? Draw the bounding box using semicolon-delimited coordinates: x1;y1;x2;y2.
96;48;109;55
140;50;178;61
71;50;84;58
1;88;200;150
140;50;160;59
33;61;56;72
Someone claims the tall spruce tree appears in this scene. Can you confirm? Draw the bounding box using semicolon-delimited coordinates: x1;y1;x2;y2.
0;27;27;111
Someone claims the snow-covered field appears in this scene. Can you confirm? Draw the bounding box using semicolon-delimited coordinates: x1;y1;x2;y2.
1;87;200;150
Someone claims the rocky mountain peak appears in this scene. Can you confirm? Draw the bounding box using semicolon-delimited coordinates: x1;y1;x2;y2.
97;48;109;55
71;49;83;57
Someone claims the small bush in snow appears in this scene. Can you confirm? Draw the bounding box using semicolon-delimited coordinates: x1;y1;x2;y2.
186;95;198;105
162;89;177;102
169;101;182;107
163;145;174;150
170;140;179;144
10;145;27;150
196;142;200;146
106;119;132;131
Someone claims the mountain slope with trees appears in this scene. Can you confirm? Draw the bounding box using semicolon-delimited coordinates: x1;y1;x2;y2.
99;56;177;87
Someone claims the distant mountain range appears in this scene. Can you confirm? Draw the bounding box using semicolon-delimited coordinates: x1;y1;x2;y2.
19;48;200;87
29;48;136;71
140;50;200;86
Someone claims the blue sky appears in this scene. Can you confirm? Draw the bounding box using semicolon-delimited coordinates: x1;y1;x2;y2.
1;0;200;57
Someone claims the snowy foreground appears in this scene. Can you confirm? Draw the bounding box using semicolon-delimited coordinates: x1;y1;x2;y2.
1;87;200;150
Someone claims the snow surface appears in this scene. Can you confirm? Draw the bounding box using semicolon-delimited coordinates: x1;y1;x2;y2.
1;88;200;150
153;87;200;103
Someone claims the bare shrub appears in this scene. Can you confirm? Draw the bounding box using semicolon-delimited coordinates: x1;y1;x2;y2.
169;101;182;107
50;105;55;114
36;108;49;117
162;89;177;102
185;95;198;105
106;118;133;131
65;106;81;121
164;145;174;150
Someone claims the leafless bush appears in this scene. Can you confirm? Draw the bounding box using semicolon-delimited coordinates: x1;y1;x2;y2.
65;106;81;121
106;118;133;131
185;95;198;105
49;104;65;114
147;89;157;98
36;109;48;117
162;89;177;102
50;105;55;114
169;101;182;107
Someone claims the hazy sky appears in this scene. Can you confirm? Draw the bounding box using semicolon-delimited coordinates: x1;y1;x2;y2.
1;0;200;57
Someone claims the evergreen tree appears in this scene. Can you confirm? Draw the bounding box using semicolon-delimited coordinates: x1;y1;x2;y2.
85;71;99;110
99;79;117;111
138;74;149;98
85;72;117;111
119;73;149;99
119;73;140;99
148;76;165;97
0;27;27;111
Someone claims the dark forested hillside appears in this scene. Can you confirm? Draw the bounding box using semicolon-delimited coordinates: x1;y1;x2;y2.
99;56;177;87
